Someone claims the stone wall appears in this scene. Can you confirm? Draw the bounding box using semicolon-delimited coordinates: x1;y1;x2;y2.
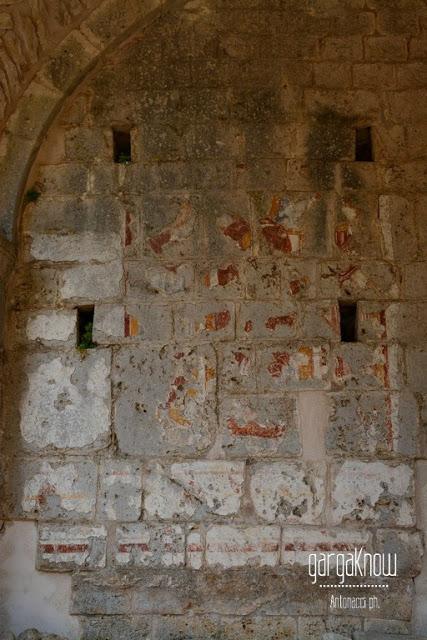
1;0;427;637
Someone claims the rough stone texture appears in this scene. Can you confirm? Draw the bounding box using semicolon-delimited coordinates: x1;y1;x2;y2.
0;0;426;636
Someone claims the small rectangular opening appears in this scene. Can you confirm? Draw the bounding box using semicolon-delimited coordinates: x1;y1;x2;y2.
339;301;358;342
355;127;373;162
77;306;96;349
113;128;132;163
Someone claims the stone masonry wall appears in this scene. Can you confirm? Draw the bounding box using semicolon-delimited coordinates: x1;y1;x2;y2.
2;0;427;637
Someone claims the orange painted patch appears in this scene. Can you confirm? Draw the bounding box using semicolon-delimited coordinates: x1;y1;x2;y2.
227;418;285;439
204;310;231;331
222;217;252;250
265;314;296;330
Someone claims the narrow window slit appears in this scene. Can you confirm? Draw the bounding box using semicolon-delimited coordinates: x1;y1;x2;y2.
77;306;96;349
113;128;132;163
355;127;373;162
339;301;358;342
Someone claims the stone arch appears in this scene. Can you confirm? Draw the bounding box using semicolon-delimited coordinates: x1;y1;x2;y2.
0;0;189;244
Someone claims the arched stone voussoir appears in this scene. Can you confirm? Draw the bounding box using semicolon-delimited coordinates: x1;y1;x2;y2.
0;0;185;243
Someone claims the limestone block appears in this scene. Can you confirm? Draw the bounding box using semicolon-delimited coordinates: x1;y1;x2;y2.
60;261;123;301
152;615;297;640
220;394;301;457
19;349;111;453
169;460;245;516
114;524;185;567
98;459;142;521
113;345;216;456
37;524;107;571
16;459;97;521
319;261;399;299
237;301;298;339
281;527;371;567
257;343;330;391
143;464;198;520
375;528;423;577
300;302;341;340
332;343;403;390
218;342;257;394
244;259;281;300
407;345;427;392
331;460;415;526
326;391;418;457
126;261;194;299
198;261;244;300
250;461;326;524
205;525;280;568
174;302;235;341
282;260;317;299
25;310;76;345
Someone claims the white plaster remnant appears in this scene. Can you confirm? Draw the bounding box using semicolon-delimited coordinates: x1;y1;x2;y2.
99;459;142;521
332;460;415;526
115;524;185;567
26;310;76;343
30;232;122;263
38;525;107;570
170;460;245;515
281;527;371;566
20;350;111;451
250;461;326;524
22;461;96;517
93;304;124;341
206;525;280;568
143;465;198;520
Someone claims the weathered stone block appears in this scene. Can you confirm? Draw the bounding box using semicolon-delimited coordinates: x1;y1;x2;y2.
237;301;298;339
37;524;107;571
378;195;417;261
126;261;194;299
244;259;282;300
153;615;297;640
38;164;88;195
19;349;111;453
206;525;280;568
282;261;317;299
30;231;122;264
93;304;124;343
60;261;123;301
174;302;235;341
220;395;301;457
98;459;142;521
281;527;371;567
375;528;423;577
406;345;427;391
250;461;326;524
320;262;399;300
301;302;341;340
15;459;97;521
170;460;245;516
331;460;415;526
218;343;257;394
71;573;132;615
327;391;418;457
142;195;200;259
64;127;107;162
122;304;173;341
80;616;151;640
332;344;403;390
113;345;216;456
404;262;427;299
115;524;185;567
198;261;244;299
257;343;330;391
25;310;76;345
143;464;198;520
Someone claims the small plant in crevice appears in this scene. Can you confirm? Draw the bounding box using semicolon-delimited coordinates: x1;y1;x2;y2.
77;321;96;350
25;187;41;204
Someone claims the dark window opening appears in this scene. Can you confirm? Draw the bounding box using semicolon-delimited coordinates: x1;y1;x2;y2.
113;128;132;163
355;127;373;162
339;301;358;342
77;306;96;349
